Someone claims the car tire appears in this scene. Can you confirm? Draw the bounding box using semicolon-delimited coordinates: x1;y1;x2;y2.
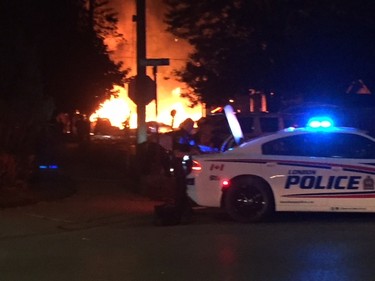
224;176;274;222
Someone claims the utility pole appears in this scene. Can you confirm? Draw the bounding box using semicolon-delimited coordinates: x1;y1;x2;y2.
135;0;147;145
131;0;170;184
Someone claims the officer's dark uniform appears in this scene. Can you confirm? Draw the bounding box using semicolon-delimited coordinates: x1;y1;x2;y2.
171;126;195;215
154;118;197;225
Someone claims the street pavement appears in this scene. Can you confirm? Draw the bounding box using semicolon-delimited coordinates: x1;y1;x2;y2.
0;178;161;240
0;141;163;240
4;142;375;281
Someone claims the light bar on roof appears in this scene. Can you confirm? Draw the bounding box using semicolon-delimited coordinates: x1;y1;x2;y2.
307;117;334;129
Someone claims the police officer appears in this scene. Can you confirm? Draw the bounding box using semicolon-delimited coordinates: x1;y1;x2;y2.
153;118;199;225
172;118;198;216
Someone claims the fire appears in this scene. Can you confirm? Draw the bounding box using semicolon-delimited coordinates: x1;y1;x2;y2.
90;85;203;130
90;87;131;129
89;0;203;131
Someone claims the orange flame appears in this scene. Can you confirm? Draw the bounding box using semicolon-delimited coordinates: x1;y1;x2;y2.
90;0;203;130
90;85;203;130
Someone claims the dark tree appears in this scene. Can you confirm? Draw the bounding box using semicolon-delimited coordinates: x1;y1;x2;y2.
39;0;127;115
164;0;375;107
276;0;375;102
0;0;127;188
164;0;275;106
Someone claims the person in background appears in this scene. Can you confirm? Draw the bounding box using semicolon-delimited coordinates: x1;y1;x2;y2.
75;114;91;145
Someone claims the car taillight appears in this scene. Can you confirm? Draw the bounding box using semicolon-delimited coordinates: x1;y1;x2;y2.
192;160;202;171
222;180;230;187
222;179;231;189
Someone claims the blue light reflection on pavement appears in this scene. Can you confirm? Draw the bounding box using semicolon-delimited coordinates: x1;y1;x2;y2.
207;230;362;281
295;243;351;281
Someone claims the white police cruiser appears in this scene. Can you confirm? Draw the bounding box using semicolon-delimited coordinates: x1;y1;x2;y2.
186;113;375;222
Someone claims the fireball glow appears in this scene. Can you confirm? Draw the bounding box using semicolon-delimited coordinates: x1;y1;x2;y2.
90;0;202;130
90;85;203;130
90;86;131;129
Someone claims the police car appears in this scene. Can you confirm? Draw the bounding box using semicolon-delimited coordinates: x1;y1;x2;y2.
186;114;375;222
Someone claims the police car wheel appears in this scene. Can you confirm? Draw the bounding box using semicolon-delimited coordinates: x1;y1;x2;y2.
225;177;274;223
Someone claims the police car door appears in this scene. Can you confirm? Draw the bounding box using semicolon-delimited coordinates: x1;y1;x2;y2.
262;133;334;212
318;132;375;212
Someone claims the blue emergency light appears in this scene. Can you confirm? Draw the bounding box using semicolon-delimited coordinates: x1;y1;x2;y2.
39;164;59;170
307;117;334;129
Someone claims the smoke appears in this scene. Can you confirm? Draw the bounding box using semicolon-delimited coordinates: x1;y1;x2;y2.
106;0;191;91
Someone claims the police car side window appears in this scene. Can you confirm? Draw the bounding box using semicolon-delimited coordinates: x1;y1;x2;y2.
262;135;308;156
333;133;375;159
303;133;375;159
292;133;375;158
305;133;335;157
262;133;375;158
